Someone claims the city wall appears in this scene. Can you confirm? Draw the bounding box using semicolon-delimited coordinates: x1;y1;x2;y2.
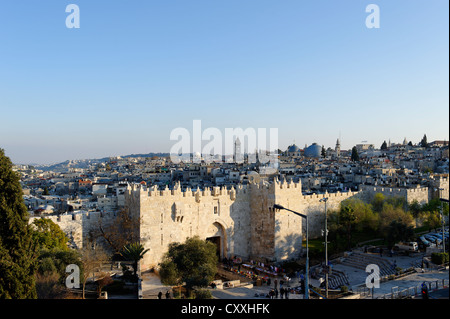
430;176;449;201
29;210;118;250
125;180;361;269
31;178;445;270
359;185;431;205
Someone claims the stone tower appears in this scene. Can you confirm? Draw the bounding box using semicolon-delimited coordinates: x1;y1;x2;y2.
234;137;243;163
335;138;341;158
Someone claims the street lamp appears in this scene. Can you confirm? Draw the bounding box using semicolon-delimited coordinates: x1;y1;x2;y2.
437;188;447;253
273;203;309;299
319;197;329;298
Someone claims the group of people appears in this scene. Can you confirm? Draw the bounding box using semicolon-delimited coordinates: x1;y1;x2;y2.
157;290;171;299
267;287;291;299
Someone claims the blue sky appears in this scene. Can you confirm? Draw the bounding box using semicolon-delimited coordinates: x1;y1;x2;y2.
0;0;448;164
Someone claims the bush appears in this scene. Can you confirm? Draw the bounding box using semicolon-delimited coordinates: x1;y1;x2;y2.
431;253;449;265
103;280;126;294
194;289;213;299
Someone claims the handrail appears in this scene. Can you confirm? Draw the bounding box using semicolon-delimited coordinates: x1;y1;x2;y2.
309;288;327;299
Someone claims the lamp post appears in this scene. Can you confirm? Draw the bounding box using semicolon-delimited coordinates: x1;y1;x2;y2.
438;188;447;253
273;204;309;299
319;197;329;298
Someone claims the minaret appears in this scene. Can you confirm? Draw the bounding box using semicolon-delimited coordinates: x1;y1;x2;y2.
234;137;242;163
335;138;341;158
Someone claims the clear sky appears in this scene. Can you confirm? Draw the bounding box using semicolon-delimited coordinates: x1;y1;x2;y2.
0;0;448;164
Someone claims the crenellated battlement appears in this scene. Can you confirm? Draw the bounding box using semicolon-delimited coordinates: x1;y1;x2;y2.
32;177;440;270
126;178;303;201
29;209;117;225
359;184;429;204
360;185;428;194
302;190;360;201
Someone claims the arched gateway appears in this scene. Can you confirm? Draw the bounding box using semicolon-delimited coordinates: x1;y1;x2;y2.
205;222;227;260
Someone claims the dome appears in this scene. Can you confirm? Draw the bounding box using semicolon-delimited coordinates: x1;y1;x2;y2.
304;143;321;158
287;144;301;153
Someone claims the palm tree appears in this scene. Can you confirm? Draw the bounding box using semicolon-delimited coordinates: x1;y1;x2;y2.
339;205;357;249
120;242;149;278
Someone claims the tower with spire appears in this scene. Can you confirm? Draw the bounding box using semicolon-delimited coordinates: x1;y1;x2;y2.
335;138;341;158
234;137;243;163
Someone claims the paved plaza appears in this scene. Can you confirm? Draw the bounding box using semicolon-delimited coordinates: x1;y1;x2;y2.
140;250;449;299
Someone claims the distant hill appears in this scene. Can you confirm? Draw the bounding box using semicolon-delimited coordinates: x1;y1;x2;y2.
34;153;170;171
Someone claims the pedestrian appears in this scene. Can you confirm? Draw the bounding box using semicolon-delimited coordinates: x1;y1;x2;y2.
158;291;162;299
285;288;290;299
165;290;170;299
274;288;278;299
269;289;274;299
280;287;285;299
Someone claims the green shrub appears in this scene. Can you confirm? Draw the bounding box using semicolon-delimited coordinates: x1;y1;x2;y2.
194;289;213;299
431;253;449;265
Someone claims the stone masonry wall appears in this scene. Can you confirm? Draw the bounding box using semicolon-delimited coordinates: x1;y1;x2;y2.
32;178;441;270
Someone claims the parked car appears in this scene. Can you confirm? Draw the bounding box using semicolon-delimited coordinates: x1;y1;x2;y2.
419;236;431;247
395;241;418;252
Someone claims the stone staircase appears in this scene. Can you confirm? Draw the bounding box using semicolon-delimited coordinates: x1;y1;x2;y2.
327;269;350;289
340;252;396;277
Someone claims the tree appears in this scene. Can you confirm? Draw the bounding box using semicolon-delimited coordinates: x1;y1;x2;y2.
37;248;82;279
420;134;428;148
35;272;70;299
159;236;217;296
408;200;422;219
380;141;387;150
0;149;38;299
120;242;149;279
79;244;109;299
371;193;386;213
31;218;69;251
341;198;379;233
386;220;415;248
338;205;357;249
351;146;359;162
423;199;449;216
96;272;113;295
96;208;140;255
422;211;442;232
379;203;414;237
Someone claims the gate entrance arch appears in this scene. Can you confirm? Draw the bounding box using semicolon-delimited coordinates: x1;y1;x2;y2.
205;222;227;260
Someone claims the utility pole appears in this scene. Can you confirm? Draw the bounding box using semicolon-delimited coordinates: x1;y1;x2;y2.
273;204;310;299
320;197;329;298
438;188;446;253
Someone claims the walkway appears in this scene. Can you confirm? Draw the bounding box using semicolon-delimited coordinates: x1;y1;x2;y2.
139;250;449;299
141;271;170;299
